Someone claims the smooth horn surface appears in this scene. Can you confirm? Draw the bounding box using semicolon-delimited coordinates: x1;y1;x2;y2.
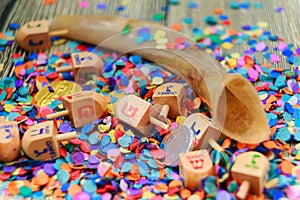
50;15;270;144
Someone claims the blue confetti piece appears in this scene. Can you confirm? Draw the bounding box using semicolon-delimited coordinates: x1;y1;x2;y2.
183;17;193;24
100;135;111;147
118;134;133;148
229;1;240;9
88;133;99;145
121;162;132;172
285;103;294;114
84;179;97;193
81;124;94;134
57;170;70;184
275;128;291;142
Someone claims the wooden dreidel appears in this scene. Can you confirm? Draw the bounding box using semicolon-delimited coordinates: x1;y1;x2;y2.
183;113;223;151
152;82;186;118
47;91;107;128
55;52;103;81
114;95;168;137
0;117;21;162
179;149;213;190
22;121;77;161
231;151;270;199
15;20;68;51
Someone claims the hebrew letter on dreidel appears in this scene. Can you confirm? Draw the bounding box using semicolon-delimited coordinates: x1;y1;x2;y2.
179;150;213;190
152;83;186;118
0;118;21;162
22;121;77;161
55;52;103;83
77;105;95;119
47;91;107;128
231;151;270;199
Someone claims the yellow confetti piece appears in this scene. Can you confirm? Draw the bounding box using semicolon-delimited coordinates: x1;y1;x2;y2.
176;116;186;125
187;195;201;200
108;130;116;143
227;58;237;68
151;77;164;85
90;150;98;155
265;178;278;189
142;191;156;199
121;0;131;6
154;30;166;40
221;42;233;50
4;104;15;112
125;129;135;137
203;27;212;35
163;194;180;200
205;49;213;54
295;153;300;161
156;38;168;45
258;92;268;100
53;38;66;46
156;44;167;49
230;52;241;59
257;21;269;28
98;124;110;132
292;166;300;182
119;147;131;153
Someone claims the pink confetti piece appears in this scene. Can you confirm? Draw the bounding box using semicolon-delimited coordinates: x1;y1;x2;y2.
270;53;281;63
278;42;288;50
79;0;89;8
255;42;266;52
248;67;259;81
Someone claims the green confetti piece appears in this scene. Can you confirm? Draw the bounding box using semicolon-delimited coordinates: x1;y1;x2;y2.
152;13;164;21
122;24;130;35
228;181;238;193
19;186;32;197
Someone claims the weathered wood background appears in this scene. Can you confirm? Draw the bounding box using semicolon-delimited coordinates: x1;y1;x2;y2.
0;0;299;199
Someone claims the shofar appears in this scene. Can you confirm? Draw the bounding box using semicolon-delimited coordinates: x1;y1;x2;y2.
50;15;269;144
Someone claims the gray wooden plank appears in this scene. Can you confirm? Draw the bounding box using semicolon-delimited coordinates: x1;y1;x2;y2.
0;0;167;78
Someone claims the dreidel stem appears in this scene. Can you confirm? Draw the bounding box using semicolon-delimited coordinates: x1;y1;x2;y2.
208;139;224;152
55;131;77;142
48;29;69;37
236;181;250;199
158;105;169;122
47;110;69;119
55;65;73;73
150;117;169;130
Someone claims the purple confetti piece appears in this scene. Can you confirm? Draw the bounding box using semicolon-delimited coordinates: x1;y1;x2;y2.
3;165;16;173
59;122;72;133
43;163;56;176
72;151;85;164
88;155;100;164
275;6;284;13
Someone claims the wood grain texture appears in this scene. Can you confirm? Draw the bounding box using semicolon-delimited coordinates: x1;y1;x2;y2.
0;0;299;199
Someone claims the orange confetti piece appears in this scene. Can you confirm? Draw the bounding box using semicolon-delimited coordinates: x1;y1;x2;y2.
169;180;183;188
7;181;19;195
170;23;181;31
213;8;223;14
68;184;82;197
60;163;72;172
33;172;49;186
179;188;192;199
42;0;56;5
221;138;231;149
280;160;295;174
263;141;281;149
